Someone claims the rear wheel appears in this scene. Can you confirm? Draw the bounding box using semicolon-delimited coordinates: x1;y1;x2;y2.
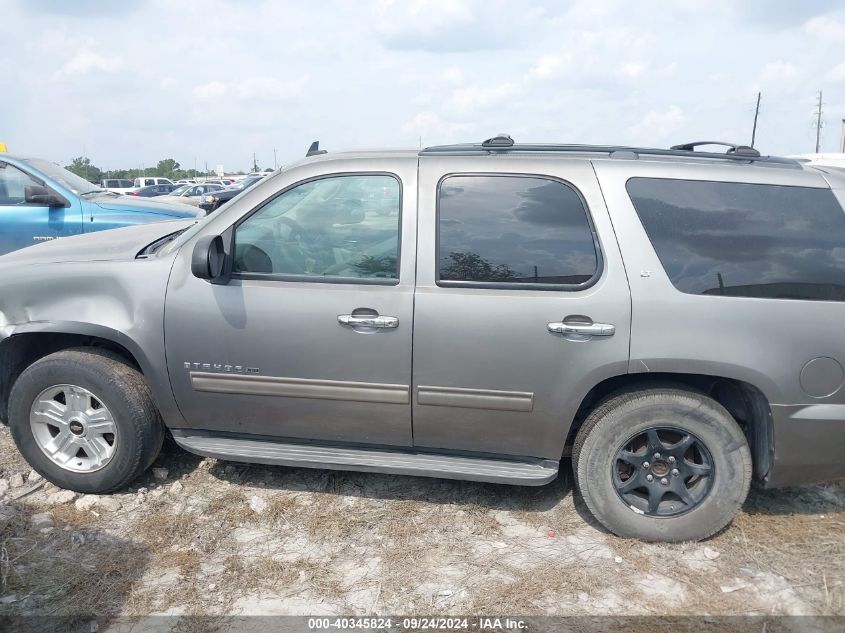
9;349;164;493
573;386;752;542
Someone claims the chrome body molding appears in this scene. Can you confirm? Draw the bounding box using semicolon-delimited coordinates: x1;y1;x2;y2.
417;385;534;412
190;372;410;405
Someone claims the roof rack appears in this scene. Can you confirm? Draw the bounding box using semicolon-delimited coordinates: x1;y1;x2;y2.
420;135;799;167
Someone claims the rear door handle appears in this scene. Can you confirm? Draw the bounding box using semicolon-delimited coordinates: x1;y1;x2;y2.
338;314;399;329
547;321;615;337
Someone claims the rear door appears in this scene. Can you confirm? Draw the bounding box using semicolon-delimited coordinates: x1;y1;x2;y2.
411;156;632;460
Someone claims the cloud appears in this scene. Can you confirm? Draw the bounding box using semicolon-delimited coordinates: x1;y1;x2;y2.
620;62;648;79
448;82;519;114
803;15;845;39
828;61;845;83
530;55;570;79
4;0;845;168
59;48;123;75
630;105;686;141
193;77;307;103
760;60;799;82
193;81;228;101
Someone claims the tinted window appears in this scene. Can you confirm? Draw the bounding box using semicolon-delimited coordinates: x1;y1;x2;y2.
437;175;598;286
234;174;401;281
627;178;845;301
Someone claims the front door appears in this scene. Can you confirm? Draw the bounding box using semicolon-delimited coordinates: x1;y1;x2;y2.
165;162;417;447
412;156;632;460
0;161;80;255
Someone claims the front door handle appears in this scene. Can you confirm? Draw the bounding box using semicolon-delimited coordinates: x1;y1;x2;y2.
547;321;615;337
338;314;399;329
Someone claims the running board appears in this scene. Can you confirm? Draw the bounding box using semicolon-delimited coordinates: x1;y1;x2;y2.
170;430;559;486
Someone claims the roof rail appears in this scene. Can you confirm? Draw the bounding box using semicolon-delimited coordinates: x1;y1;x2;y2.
669;141;760;157
420;135;799;167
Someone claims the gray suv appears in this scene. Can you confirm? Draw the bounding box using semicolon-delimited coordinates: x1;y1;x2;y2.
2;136;844;542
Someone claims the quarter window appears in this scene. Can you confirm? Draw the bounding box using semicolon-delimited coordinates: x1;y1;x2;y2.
627;178;845;301
437;175;598;286
234;174;401;281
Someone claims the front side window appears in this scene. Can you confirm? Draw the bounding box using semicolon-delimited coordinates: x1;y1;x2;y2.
437;175;599;287
233;174;401;282
627;178;845;301
0;163;43;204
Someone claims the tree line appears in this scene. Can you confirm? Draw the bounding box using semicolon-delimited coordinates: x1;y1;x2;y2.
65;157;273;183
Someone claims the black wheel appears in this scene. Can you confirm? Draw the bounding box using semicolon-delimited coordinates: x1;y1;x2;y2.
573;386;751;542
8;348;164;494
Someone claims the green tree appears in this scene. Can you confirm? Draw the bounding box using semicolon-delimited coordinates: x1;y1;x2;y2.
156;158;180;178
440;252;519;282
65;157;103;183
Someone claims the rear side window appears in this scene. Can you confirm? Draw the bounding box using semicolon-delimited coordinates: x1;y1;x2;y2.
627;178;845;301
437;175;599;288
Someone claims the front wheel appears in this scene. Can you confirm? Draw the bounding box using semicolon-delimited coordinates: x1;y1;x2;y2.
8;349;164;493
573;386;752;542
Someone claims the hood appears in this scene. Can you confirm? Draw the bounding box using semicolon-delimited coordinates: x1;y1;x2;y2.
152;195;201;207
0;220;196;265
93;195;202;218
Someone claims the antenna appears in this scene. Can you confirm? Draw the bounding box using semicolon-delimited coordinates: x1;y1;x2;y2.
813;90;825;153
750;92;761;148
306;141;327;157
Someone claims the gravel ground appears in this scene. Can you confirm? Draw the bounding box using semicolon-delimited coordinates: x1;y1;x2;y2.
0;424;843;628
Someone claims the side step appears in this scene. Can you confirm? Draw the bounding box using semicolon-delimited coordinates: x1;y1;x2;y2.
170;430;559;486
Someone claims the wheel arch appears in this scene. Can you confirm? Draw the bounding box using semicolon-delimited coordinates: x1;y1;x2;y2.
568;372;774;482
0;321;153;423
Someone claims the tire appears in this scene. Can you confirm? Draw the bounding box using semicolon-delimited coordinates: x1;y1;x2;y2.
573;386;752;542
8;348;164;494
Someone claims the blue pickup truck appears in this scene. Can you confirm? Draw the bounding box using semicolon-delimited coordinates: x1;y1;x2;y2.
0;154;201;256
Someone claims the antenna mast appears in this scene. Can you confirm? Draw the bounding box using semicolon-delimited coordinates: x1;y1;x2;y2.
750;92;761;148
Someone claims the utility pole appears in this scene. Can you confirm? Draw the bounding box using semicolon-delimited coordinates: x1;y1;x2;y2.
252;152;258;172
814;90;824;153
750;92;761;148
840;119;845;153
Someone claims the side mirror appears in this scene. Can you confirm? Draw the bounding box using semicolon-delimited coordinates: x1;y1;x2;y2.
191;235;227;282
25;184;67;207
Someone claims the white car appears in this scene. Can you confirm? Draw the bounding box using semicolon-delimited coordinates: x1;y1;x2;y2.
131;176;175;189
100;178;135;194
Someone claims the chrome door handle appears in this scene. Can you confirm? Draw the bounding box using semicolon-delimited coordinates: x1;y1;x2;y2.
547;321;615;336
338;314;399;329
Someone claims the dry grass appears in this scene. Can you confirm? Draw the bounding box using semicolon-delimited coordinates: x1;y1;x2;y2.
0;501;149;617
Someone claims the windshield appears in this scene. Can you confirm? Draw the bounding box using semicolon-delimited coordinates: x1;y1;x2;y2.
23;158;100;195
171;184;191;196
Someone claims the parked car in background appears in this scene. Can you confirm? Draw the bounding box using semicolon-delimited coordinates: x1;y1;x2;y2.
203;179;234;187
132;176;174;189
198;175;263;213
3;136;845;543
0;153;202;255
154;183;223;207
174;179;197;185
100;178;135;194
127;184;178;197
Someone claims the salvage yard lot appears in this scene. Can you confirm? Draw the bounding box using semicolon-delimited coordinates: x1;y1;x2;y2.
0;426;843;623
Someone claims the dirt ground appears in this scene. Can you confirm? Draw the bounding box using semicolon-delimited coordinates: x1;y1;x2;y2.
1;423;843;628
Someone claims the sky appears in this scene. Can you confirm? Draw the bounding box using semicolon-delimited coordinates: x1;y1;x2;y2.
2;0;845;172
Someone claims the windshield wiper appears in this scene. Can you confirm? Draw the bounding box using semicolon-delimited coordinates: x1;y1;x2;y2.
80;189;110;196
